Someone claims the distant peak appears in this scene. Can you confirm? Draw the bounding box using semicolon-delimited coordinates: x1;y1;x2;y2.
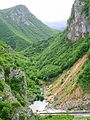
14;4;28;10
0;4;29;13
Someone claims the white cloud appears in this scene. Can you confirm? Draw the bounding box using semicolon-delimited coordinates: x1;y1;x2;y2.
0;0;75;22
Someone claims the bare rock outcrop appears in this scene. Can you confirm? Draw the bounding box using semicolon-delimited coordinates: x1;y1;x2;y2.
67;0;90;40
9;67;27;98
0;67;5;81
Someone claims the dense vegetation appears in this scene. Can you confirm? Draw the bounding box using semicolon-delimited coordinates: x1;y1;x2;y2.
0;1;90;119
27;32;90;81
82;0;90;21
78;57;90;93
0;41;42;119
0;100;21;120
21;36;54;58
0;41;42;100
0;5;57;51
30;115;90;120
0;29;90;120
0;17;30;51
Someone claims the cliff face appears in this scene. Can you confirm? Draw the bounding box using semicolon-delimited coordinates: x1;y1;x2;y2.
9;67;27;98
0;66;32;120
67;0;90;40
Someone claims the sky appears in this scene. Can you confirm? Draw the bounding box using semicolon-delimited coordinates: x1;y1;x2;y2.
0;0;75;22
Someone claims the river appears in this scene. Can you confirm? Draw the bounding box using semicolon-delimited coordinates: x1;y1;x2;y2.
29;86;65;113
29;86;90;117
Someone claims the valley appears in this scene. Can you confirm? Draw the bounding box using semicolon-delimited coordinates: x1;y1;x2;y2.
0;0;90;120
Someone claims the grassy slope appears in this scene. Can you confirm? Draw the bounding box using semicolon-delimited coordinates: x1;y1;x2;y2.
0;5;57;43
0;17;30;51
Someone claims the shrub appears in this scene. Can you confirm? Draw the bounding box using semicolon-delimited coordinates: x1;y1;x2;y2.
19;112;25;120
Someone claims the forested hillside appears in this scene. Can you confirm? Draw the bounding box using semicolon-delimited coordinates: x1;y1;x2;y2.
0;5;57;51
0;0;90;119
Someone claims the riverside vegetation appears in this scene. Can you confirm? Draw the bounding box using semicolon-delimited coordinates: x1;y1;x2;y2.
0;0;90;120
30;115;90;120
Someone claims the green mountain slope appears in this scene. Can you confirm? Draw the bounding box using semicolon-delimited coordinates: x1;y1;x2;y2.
1;0;90;119
31;32;89;80
0;17;30;51
28;32;90;110
0;5;57;49
21;36;55;58
0;41;43;119
25;0;90;110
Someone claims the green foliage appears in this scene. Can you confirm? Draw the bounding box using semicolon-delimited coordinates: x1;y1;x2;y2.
78;60;90;93
9;77;24;95
0;41;42;106
41;115;74;120
30;115;90;120
0;81;4;91
0;4;90;120
16;94;26;106
19;112;25;120
33;33;90;80
0;17;30;51
11;100;21;108
0;5;57;51
39;64;60;80
0;100;20;120
21;37;54;58
82;0;90;21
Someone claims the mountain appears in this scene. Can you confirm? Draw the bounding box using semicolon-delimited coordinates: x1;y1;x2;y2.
0;5;57;51
0;40;43;119
26;0;90;111
45;21;67;30
0;0;90;120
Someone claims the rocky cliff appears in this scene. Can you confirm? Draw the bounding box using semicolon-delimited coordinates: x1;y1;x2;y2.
0;66;32;120
67;0;90;40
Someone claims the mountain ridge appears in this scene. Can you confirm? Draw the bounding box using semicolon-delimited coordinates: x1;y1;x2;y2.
0;0;90;120
0;5;57;51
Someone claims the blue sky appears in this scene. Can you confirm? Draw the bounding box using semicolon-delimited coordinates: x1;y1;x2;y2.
0;0;75;22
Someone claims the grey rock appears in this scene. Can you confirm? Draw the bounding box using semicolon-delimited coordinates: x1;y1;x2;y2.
0;96;3;101
9;67;27;99
0;67;5;81
9;67;25;79
12;113;19;120
67;0;90;40
59;98;90;110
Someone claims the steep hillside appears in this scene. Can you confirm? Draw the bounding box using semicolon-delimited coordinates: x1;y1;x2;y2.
0;0;90;119
33;32;90;80
0;41;43;120
0;17;30;51
0;5;57;43
21;36;55;58
25;0;90;110
46;54;89;110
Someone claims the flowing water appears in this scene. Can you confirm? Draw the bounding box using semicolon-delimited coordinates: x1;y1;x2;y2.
29;86;90;117
29;100;48;113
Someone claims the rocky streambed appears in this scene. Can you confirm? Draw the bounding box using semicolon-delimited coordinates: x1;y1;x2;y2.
29;86;90;117
29;86;65;114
